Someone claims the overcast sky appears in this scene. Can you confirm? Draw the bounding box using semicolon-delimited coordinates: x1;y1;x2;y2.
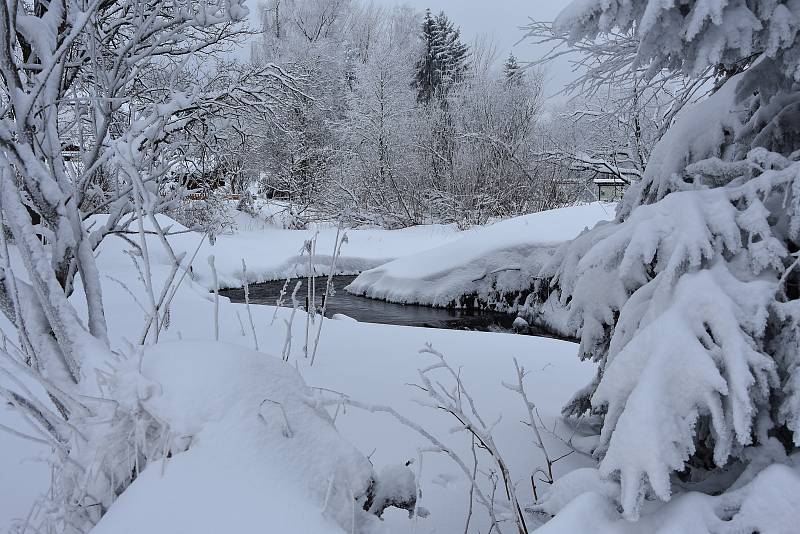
242;0;578;99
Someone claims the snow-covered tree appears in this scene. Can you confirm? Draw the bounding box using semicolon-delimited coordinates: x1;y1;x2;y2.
525;0;800;520
331;7;425;227
443;55;549;222
0;0;305;529
245;2;578;227
503;52;523;85
413;10;469;104
248;0;359;221
532;85;670;191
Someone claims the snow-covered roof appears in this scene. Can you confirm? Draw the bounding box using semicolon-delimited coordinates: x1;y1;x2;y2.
593;176;628;185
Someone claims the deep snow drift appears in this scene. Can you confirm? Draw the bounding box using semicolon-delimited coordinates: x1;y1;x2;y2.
345;202;615;309
90;342;385;534
161;211;462;289
3;204;799;533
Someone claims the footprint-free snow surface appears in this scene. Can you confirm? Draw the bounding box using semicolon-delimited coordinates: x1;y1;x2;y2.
346;202;616;307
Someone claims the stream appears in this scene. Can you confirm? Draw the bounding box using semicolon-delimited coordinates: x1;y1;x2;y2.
220;275;559;337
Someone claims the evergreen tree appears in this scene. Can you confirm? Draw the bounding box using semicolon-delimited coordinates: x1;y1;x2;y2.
413;10;468;103
414;10;438;104
503;52;523;85
526;0;800;521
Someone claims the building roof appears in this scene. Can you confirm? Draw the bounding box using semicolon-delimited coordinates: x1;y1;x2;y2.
593;176;628;185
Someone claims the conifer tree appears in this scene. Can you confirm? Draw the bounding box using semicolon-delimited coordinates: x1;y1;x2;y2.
503;52;523;85
413;10;468;103
527;0;800;520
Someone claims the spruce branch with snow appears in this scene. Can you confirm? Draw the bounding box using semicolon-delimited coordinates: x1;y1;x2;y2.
525;0;800;520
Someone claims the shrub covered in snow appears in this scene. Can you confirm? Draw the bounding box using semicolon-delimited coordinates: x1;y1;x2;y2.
90;342;415;534
170;193;238;240
525;0;800;520
0;0;383;531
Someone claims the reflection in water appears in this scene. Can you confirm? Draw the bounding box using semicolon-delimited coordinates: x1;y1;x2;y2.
220;276;559;338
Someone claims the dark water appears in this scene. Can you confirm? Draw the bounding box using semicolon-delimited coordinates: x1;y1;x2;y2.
220;275;544;334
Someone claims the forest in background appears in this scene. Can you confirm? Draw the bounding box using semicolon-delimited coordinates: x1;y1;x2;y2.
184;0;678;230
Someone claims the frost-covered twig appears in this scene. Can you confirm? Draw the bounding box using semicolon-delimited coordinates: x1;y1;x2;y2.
270;242;311;327
281;281;302;362
258;399;294;438
241;259;259;351
106;275;149;316
502;358;554;485
330;397;502;532
235;311;246;336
208;256;220;341
310;225;348;366
150;235;207;341
271;276;292;326
415;347;529;534
464;436;478;534
302;232;320;358
0;422;51;447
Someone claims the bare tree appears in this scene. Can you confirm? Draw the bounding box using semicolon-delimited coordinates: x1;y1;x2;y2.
0;0;303;530
523;19;714;188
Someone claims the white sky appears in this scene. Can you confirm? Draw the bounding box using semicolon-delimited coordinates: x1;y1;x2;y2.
242;0;578;99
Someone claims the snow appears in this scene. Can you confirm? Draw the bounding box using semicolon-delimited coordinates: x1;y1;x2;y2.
534;462;800;534
620;72;744;213
1;208;600;533
524;183;790;515
91;341;378;534
532;467;620;517
0;403;50;532
2;203;797;533
594;262;777;513
554;1;800;79
346;202;615;308
152;215;462;289
79;237;598;533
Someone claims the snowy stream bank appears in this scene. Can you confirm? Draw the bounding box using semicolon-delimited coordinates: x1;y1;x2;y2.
346;203;615;313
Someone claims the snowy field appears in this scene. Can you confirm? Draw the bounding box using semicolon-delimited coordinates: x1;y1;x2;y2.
1;207;600;533
4;202;795;533
89;295;597;533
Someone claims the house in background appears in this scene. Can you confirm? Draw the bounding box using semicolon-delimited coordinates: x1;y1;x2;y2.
594;176;628;202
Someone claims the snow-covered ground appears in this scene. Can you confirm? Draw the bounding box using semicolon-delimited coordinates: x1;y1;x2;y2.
346;202;615;308
3;203;798;533
158;211;462;289
88;291;596;533
90;341;380;534
0;209;597;533
0;207;598;532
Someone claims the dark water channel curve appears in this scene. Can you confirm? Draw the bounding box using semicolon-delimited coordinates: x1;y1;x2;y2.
220;275;560;338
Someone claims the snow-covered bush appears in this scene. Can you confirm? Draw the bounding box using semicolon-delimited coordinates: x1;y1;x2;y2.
170;194;237;240
525;0;800;520
0;0;312;531
89;342;416;534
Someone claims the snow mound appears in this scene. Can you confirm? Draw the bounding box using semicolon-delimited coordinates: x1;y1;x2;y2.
533;467;620;517
535;462;800;534
91;341;384;534
149;215;461;289
346;203;615;308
